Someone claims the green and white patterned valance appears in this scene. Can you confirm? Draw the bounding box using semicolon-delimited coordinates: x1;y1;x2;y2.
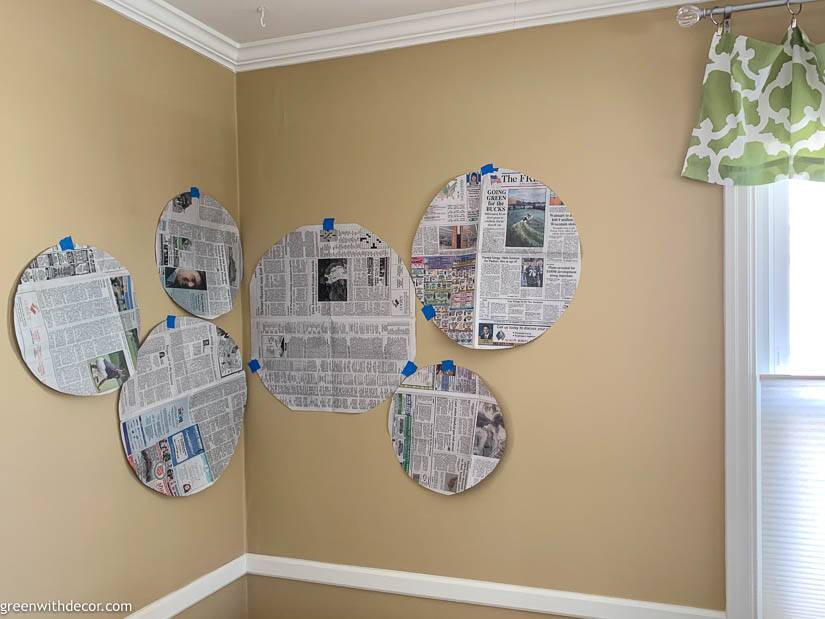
683;27;825;186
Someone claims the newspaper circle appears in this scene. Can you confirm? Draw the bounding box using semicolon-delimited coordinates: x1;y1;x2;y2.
411;167;581;349
118;317;247;497
13;241;141;396
156;188;242;319
250;223;417;413
389;363;506;495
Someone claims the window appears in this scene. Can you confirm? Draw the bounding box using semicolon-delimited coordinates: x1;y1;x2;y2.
785;181;825;375
726;180;825;619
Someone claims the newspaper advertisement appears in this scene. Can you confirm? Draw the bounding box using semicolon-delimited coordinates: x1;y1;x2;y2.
388;363;506;495
411;167;581;349
13;243;140;396
250;224;416;413
156;190;242;319
118;317;246;497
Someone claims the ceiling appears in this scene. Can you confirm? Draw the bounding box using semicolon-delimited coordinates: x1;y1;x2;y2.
97;0;687;71
166;0;488;43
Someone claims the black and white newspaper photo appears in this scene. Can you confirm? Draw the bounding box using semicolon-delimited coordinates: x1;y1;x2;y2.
13;243;140;396
250;224;417;413
389;363;506;495
411;167;581;349
156;190;242;319
118;317;246;497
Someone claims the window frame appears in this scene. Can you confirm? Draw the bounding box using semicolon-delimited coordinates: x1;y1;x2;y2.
724;182;792;619
725;184;763;619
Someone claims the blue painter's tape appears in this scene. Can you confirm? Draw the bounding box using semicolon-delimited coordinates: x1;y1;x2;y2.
441;360;454;373
166;315;176;329
59;236;75;251
190;186;200;198
480;163;497;175
248;359;261;373
421;304;436;321
401;361;417;377
323;217;335;231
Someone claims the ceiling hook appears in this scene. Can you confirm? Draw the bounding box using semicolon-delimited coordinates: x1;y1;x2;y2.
257;5;266;29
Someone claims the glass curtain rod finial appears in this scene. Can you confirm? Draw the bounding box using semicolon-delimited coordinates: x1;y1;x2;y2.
676;4;704;27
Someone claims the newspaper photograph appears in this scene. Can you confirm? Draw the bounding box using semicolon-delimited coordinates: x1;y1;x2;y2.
13;243;141;396
411;167;581;349
118;317;246;497
156;189;242;319
388;363;506;495
250;224;417;413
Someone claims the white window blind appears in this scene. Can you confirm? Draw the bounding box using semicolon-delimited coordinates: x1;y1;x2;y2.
761;378;825;619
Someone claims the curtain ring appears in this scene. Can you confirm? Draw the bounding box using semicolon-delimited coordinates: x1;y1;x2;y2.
709;7;723;32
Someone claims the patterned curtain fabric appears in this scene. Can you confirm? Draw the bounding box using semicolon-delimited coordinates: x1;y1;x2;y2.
683;27;825;186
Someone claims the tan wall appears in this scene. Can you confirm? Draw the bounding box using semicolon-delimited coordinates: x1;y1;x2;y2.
237;4;824;613
7;1;825;617
0;0;245;613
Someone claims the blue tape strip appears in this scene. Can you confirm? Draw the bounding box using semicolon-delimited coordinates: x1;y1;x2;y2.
480;163;497;175
441;360;454;372
58;236;75;251
190;186;200;198
248;359;261;373
421;304;436;320
401;361;417;377
323;217;335;231
166;315;176;329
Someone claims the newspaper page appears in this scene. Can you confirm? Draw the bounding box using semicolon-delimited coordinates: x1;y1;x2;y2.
156;190;242;319
411;167;581;349
388;363;506;495
250;224;416;413
13;243;140;396
118;317;246;497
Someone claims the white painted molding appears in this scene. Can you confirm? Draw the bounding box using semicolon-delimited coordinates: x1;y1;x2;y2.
127;555;246;618
96;0;686;72
93;0;238;70
235;0;685;71
129;553;725;618
723;186;764;619
245;554;724;619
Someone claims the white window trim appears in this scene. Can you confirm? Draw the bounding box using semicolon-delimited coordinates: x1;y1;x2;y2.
724;185;762;619
724;183;791;619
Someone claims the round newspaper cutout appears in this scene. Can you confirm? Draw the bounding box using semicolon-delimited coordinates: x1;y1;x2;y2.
118;317;247;497
249;223;416;413
411;166;581;349
13;240;141;396
389;362;506;495
156;188;242;319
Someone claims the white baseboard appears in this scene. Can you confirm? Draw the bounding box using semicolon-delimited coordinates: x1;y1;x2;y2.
130;553;725;619
127;556;246;618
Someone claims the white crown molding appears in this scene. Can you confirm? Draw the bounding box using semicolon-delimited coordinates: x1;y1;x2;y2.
129;552;727;619
94;0;239;70
97;0;685;72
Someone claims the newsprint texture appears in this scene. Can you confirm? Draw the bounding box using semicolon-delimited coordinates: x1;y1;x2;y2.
389;363;506;495
411;167;581;349
119;317;246;497
13;243;140;396
250;224;416;413
156;190;242;319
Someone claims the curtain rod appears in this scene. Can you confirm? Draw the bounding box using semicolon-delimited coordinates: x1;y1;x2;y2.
676;0;820;27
